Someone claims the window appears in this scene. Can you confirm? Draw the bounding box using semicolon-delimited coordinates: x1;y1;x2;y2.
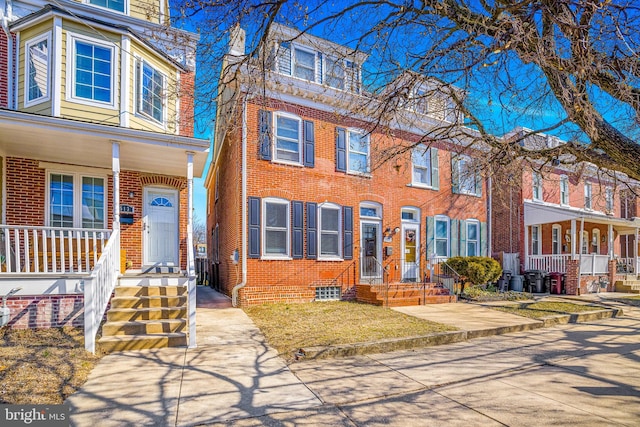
88;0;125;13
552;225;561;255
560;175;569;205
274;113;302;163
581;230;589;254
25;34;50;105
262;198;289;257
466;220;479;256
412;146;439;188
532;172;543;201
453;155;480;196
401;208;419;222
531;225;541;255
69;35;114;105
318;204;341;258
293;46;316;81
413;86;429;115
324;56;344;90
584;182;592;209
605;188;614;212
48;172;105;229
136;60;165;123
592;229;600;254
435;215;449;257
360;204;380;219
347;130;370;174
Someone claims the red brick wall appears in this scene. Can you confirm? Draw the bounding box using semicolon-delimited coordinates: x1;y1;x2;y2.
178;71;195;137
4;158;188;270
5;295;85;329
0;30;14;109
209;98;488;306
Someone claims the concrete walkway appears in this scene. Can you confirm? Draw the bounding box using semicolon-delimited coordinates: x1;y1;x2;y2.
66;288;636;426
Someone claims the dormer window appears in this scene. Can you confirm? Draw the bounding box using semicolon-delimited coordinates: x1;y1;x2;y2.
324;56;345;90
88;0;125;13
293;46;316;81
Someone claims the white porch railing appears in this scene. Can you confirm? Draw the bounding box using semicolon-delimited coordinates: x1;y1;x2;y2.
0;225;110;274
83;229;120;354
580;254;609;275
528;254;571;273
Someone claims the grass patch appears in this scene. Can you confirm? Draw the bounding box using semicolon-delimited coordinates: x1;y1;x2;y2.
0;327;101;404
461;285;533;302
491;301;605;319
244;301;456;359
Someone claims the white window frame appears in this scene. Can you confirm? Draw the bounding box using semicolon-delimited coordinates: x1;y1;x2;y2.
292;44;318;82
347;129;370;175
85;0;128;14
581;230;589;254
360;202;382;220
45;169;108;229
318;203;342;260
531;225;541;255
584;182;593;210
261;198;290;259
412;85;429;115
434;215;450;258
24;32;51;107
273;111;303;165
605;187;614;213
560;175;569;206
532;171;543;201
552;224;562;255
411;145;433;188
466;219;480;257
456;155;480;196
135;58;166;126
592;229;600;254
323;55;345;90
401;207;420;223
66;32;117;108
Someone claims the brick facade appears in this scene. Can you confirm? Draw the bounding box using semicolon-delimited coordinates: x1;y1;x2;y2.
210;98;488;306
178;71;195;137
5;294;85;328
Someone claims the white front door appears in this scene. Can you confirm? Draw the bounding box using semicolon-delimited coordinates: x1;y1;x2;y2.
143;187;179;266
401;223;420;282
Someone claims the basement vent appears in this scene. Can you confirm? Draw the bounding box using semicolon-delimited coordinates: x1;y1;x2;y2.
315;286;341;301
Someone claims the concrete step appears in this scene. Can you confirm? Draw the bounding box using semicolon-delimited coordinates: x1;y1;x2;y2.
106;306;187;322
98;333;187;354
101;319;186;336
114;285;186;297
118;275;188;287
109;295;187;309
615;281;640;293
384;295;457;307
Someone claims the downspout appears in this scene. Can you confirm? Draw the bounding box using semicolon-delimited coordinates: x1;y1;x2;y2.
487;175;492;257
1;5;13;110
232;96;247;307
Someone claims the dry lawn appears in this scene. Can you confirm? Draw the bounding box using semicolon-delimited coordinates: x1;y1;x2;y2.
0;327;101;404
492;301;606;319
244;301;456;358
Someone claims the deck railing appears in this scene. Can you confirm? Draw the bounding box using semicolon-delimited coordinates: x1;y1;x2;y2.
83;229;120;354
580;254;610;275
528;254;571;273
0;225;110;274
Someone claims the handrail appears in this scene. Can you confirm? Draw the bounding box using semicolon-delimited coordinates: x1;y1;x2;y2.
367;256;390;306
332;260;357;295
83;229;120;354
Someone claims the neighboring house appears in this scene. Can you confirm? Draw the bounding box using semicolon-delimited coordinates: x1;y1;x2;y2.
0;0;208;352
492;128;640;295
205;25;490;307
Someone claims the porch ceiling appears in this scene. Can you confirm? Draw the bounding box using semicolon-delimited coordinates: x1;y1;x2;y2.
0;110;209;177
524;200;640;234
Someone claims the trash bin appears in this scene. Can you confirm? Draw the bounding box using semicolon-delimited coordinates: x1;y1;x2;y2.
524;270;546;293
509;275;524;292
549;272;564;294
497;278;509;292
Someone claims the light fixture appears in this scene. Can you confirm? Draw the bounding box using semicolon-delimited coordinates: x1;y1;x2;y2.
128;191;135;198
394;227;400;234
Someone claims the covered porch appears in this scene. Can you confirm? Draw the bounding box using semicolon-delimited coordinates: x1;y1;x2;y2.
523;201;640;289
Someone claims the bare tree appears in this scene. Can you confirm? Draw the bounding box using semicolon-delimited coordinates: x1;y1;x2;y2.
171;0;640;180
193;213;206;244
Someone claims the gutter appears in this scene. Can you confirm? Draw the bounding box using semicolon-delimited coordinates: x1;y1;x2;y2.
232;96;248;306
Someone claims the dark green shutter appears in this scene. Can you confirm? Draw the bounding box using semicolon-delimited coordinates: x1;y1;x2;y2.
451;155;460;194
480;221;488;256
431;148;440;190
303;120;315;167
258;110;272;160
426;216;435;260
459;220;467;256
306;202;317;259
248;197;261;258
336;127;347;172
292;201;304;259
343;206;353;260
451;219;459;257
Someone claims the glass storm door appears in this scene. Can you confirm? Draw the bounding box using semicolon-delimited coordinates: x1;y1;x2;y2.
361;222;381;279
401;224;420;282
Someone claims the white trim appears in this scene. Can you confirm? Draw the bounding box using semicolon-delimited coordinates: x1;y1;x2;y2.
559;174;569;206
175;70;181;135
346;128;370;175
466;218;480;257
591;228;601;254
401;206;421;281
359;201;382;220
135;57;168;127
23;32;51;108
531;224;541;256
66;32;118;109
318;202;342;260
552;224;562;255
434;214;450;258
272;111;303;165
532;171;543;201
14;33;20;110
359;219;383;279
584;182;593;210
38;161;112;174
120;35;131;127
143;186;179;266
455;154;480;196
291;43;318;83
411;145;434;188
261;197;291;259
83;0;129;16
52;17;62;116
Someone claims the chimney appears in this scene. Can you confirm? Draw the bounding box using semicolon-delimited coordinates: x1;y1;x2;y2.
229;25;246;57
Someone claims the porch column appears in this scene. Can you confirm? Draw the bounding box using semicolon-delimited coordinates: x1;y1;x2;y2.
570;219;577;259
524;225;529;270
608;224;614;259
112;141;120;231
578;217;585;276
186;152;196;348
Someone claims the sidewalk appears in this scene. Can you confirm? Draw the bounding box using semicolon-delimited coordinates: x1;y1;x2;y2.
66;288;632;426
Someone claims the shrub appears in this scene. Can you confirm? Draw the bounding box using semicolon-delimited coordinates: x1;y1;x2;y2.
445;256;502;286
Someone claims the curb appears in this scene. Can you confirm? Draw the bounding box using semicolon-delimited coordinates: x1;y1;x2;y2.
294;306;621;362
